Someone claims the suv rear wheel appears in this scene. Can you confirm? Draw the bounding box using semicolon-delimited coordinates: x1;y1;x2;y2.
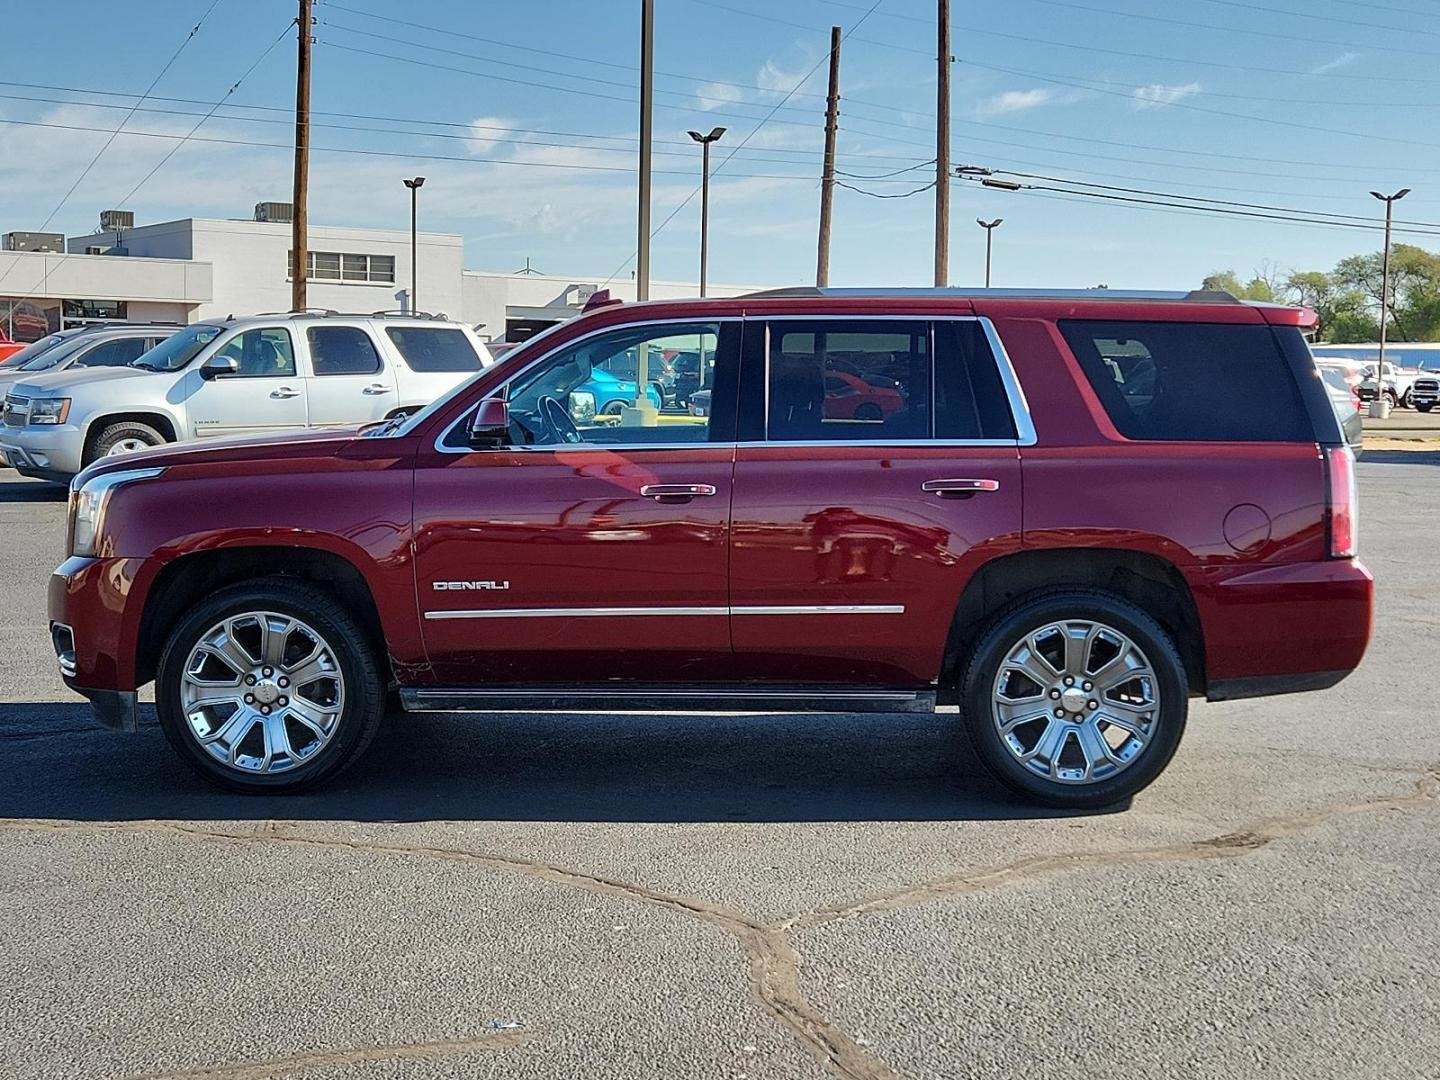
960;590;1188;809
156;578;385;793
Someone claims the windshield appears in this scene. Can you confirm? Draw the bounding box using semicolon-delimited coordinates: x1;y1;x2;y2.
135;324;224;371
19;335;94;372
1;334;68;369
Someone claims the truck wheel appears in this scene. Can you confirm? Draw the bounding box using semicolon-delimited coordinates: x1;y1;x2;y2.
88;421;166;462
960;589;1188;809
156;577;386;793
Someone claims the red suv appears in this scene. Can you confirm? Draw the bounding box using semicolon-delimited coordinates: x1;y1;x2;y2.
49;290;1372;807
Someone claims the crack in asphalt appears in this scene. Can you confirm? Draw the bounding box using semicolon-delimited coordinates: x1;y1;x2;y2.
3;767;1435;1080
116;1030;531;1080
785;769;1440;931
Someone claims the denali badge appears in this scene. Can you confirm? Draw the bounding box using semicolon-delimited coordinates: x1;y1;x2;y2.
433;580;510;591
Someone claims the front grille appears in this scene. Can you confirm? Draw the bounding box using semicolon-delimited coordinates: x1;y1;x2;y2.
3;395;28;427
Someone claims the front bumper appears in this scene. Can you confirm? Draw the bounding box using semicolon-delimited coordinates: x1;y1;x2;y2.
48;555;152;706
0;422;85;481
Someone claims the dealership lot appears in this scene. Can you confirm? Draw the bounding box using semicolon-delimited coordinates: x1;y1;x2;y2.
2;456;1437;1079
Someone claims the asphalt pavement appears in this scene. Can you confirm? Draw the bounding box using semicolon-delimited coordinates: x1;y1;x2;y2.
1;455;1437;1080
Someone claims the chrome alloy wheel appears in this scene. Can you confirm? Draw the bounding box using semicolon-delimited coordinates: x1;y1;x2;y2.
106;438;151;456
179;612;345;774
990;619;1159;785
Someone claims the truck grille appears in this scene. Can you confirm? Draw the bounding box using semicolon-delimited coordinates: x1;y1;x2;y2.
3;395;28;427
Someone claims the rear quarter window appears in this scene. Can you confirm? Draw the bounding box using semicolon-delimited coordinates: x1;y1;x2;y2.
1059;320;1311;442
384;327;483;373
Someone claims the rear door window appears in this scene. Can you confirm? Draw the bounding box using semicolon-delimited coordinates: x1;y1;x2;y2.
76;337;147;368
1059;320;1311;441
307;325;382;375
384;326;483;372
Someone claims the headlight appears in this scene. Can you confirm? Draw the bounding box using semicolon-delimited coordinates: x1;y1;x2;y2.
29;397;71;425
69;467;165;558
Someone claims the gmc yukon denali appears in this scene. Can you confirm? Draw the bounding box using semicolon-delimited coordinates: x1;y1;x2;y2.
49;288;1373;808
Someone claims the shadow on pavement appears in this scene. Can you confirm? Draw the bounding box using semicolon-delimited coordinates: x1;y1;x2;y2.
0;478;67;502
1360;449;1440;466
0;702;1104;824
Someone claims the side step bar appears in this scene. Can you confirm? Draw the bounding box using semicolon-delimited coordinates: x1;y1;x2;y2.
400;686;937;715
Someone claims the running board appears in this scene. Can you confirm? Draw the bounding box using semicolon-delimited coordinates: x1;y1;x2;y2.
400;686;937;715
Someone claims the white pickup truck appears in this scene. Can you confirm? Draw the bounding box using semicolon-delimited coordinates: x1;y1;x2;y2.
0;312;493;482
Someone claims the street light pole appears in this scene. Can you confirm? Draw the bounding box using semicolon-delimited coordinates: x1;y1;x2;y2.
977;218;1002;287
1370;188;1410;384
687;127;725;297
403;176;425;313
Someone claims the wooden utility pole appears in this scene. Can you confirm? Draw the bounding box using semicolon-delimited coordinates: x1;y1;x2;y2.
636;0;654;301
934;0;951;287
291;0;313;312
816;26;842;288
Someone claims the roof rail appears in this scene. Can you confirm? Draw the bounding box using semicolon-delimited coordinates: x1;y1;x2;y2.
740;286;1243;304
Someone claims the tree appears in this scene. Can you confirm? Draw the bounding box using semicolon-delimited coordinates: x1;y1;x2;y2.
1201;269;1282;301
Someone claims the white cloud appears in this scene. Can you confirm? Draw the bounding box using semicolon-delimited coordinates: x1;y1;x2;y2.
1311;52;1359;75
695;81;748;112
1131;81;1202;109
464;116;514;155
975;88;1055;117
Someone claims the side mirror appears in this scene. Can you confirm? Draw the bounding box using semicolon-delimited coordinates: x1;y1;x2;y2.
200;355;239;380
568;390;596;424
467;398;509;448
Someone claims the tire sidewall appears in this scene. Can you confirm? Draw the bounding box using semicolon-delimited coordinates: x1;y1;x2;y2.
92;422;163;461
156;583;382;793
961;591;1188;809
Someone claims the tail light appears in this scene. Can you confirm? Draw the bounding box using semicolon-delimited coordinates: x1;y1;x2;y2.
1326;445;1358;558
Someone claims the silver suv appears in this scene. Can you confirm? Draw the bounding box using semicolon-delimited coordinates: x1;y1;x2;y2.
1;312;493;482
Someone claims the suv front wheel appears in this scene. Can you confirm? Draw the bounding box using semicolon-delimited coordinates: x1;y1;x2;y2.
156;578;386;793
960;590;1188;809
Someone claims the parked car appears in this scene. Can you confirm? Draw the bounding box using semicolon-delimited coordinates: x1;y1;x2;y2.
0;322;152;371
1413;373;1439;412
0;325;179;393
1310;343;1440;408
49;288;1371;808
687;387;712;418
1;313;492;482
575;365;664;416
1318;363;1364;455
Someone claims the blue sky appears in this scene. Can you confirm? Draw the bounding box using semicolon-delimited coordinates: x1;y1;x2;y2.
0;0;1435;290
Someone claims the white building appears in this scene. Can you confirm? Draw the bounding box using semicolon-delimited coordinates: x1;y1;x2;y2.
0;206;761;343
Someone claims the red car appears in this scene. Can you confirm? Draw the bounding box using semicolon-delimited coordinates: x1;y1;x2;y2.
49;288;1371;807
0;325;25;364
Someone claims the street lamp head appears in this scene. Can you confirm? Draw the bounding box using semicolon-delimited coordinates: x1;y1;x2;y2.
404;176;426;190
1371;187;1410;201
977;218;1003;229
689;127;726;144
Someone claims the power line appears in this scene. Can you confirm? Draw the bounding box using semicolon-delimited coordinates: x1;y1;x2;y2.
114;22;295;209
0;0;225;295
600;0;889;288
1023;0;1440;60
836;179;935;199
955;172;1440;238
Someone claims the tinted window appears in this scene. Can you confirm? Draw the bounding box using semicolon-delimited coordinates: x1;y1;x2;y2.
767;321;930;441
1060;320;1311;442
385;327;483;372
142;324;224;371
215;328;296;378
307;326;382;376
77;337;148;368
934;321;1017;440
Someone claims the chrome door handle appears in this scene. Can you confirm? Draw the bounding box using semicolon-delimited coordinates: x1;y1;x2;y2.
639;483;718;502
922;478;1001;497
270;387;300;399
362;383;392;395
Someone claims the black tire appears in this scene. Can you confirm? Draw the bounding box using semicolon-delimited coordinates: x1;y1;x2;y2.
87;420;166;464
600;399;628;416
959;589;1188;810
1418;403;1434;413
854;403;883;421
156;577;386;794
